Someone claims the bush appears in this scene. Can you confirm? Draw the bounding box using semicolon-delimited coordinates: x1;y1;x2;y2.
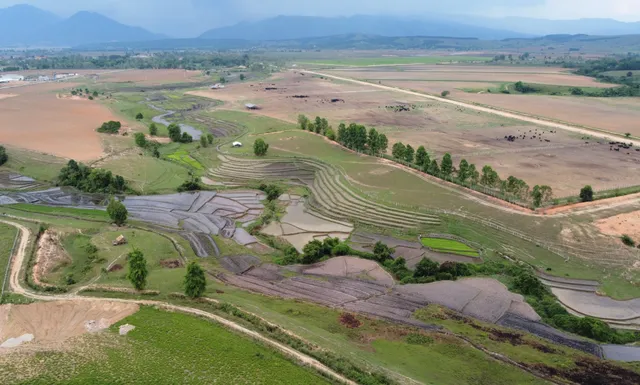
97;120;121;134
177;177;202;192
512;271;547;298
135;112;144;120
414;258;439;278
332;243;351;256
622;234;636;247
149;123;158;136
0;145;8;166
134;132;147;148
107;197;128;226
579;185;594;202
258;184;282;201
441;90;450;97
435;272;453;281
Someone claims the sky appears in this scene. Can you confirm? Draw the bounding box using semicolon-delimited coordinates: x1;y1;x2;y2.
1;0;640;37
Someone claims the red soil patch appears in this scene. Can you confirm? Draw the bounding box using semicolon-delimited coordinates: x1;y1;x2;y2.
594;210;640;240
0;82;115;160
160;259;183;269
339;313;362;328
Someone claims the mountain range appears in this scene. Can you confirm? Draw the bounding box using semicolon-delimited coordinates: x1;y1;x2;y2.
2;4;640;48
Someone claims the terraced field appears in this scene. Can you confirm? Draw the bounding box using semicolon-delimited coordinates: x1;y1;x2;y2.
420;237;480;257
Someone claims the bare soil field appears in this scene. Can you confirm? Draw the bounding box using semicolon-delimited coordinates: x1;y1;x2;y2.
595;211;640;241
99;69;203;85
325;65;614;87
198;71;640;197
0;82;116;160
0;300;138;350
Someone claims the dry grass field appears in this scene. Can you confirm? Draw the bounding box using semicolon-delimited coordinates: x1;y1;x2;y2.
196;71;640;196
98;69;204;85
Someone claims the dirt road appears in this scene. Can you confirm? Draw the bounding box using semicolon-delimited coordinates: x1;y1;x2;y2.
0;219;358;385
303;70;640;146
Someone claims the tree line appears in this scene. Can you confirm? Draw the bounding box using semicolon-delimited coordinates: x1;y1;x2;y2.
297;114;389;155
57;160;128;194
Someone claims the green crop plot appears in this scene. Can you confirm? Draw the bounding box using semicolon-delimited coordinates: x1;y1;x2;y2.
420;237;479;257
0;307;329;385
166;149;205;170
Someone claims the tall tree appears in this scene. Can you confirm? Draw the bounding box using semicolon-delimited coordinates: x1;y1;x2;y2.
184;261;207;298
253;138;269;156
440;153;453;179
404;145;415;163
480;165;500;187
167;123;181;142
458;159;470;183
134;132;147;148
107;197;128;226
148;122;158;136
392;142;406;159
297;114;309;130
468;164;480;185
368;128;379;155
415;146;428;167
427;159;440;176
377;134;389;154
200;135;208;147
0;145;8;166
127;249;148;291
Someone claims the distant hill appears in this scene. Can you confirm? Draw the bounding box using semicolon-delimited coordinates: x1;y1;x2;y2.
27;11;164;47
0;4;60;45
458;16;640;36
199;15;528;41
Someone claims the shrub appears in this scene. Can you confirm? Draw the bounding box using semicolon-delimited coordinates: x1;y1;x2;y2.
622;234;636;247
177;177;202;192
149;123;158;136
184;261;206;298
97;120;121;134
134;132;147;148
207;134;214;144
332;243;351;256
414;258;439;278
579;185;594;202
302;240;324;264
512;271;546;298
441;90;450;97
135;112;144;120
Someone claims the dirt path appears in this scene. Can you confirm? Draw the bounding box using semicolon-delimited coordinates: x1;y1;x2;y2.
0;219;357;385
304;70;640;146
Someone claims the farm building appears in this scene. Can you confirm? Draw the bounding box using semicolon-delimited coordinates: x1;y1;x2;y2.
245;103;259;110
0;74;24;83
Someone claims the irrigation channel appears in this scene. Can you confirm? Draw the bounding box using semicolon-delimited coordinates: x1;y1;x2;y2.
147;101;202;139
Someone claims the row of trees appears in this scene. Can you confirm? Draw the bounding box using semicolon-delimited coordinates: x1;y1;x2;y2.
390;141;553;206
57;160;128;194
297;114;389;156
125;248;206;299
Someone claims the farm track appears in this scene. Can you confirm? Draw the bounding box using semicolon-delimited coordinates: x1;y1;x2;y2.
0;219;358;385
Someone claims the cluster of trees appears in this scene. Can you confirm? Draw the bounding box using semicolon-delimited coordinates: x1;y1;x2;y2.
254;138;269;156
71;88;99;99
297;115;389;156
125;248;206;298
0;145;8;166
258;183;283;201
200;133;214;148
57;160;127;193
97;120;122;134
168;123;192;143
385;257;471;284
514;81;537;94
5;53;253;71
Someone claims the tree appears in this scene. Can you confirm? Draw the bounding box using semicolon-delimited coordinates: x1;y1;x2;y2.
377;134;388;154
71;90;77;96
149;123;158;136
373;241;394;262
184;261;206;298
314;116;322;133
531;185;553;207
199;135;208;147
440;153;453;179
181;132;193;143
219;76;226;84
325;128;336;141
107;197;128;226
302;240;324;264
468;164;479;185
404;145;415;163
240;74;246;81
414;257;439;278
297;114;309;130
97;121;122;134
480;165;500;187
627;71;633;77
625;132;632;138
135;112;144;120
458;159;470;183
441;90;450;97
88;96;94;100
415;146;428;167
512;271;546;298
167;123;181;142
127;249;148;291
391;142;406;160
427;159;440;176
580;185;594;202
367;128;379;155
0;145;8;166
134;132;147;148
254;138;269;156
92;91;98;97
207;134;214;144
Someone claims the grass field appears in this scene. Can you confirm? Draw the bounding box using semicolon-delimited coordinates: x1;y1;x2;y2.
420;237;480;257
9;204;110;222
208;110;298;135
0;306;330;385
2;147;66;182
100;153;191;194
0;223;18;295
300;56;491;66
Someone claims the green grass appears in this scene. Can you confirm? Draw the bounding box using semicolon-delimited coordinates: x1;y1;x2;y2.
166;148;205;171
0;306;330;385
0;223;18;295
100;153;191;194
208;110;298;135
299;56;491;66
420;237;480;257
9;204;110;222
2;147;66;183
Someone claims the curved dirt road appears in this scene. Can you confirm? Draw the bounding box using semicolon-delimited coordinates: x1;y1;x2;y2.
1;219;357;385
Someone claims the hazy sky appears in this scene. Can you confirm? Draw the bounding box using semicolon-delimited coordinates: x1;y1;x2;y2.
2;0;640;36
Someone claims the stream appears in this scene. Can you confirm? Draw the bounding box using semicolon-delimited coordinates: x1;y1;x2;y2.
147;102;202;139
